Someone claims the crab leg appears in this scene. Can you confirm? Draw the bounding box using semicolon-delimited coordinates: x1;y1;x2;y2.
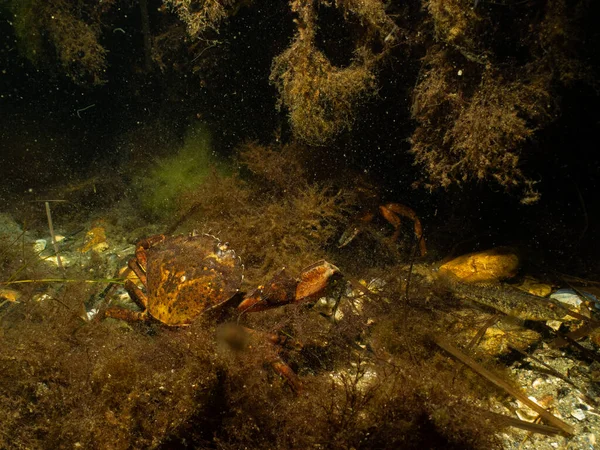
237;261;341;312
271;358;303;393
338;211;375;248
235;261;340;392
124;278;149;311
128;257;147;287
102;278;151;323
240;326;303;393
379;203;427;257
103;306;149;322
134;234;167;272
238;269;298;312
105;234;165;319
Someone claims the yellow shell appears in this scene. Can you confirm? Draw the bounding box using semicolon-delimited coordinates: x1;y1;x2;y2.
0;288;21;302
516;277;553;297
79;226;108;253
438;248;519;284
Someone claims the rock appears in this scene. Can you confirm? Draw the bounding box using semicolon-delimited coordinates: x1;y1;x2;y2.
33;239;47;253
438;248;519;284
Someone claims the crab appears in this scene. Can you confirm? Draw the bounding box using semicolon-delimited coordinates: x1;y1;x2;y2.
103;232;341;390
338;202;427;257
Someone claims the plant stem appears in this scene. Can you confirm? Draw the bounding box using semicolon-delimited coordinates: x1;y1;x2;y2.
45;201;64;273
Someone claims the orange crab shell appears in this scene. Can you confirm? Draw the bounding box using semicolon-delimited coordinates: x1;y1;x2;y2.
143;234;244;326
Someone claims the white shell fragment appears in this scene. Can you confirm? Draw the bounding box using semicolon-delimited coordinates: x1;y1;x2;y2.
33;239;47;253
551;288;599;309
46;255;70;267
33;293;52;303
551;289;584;308
86;308;99;321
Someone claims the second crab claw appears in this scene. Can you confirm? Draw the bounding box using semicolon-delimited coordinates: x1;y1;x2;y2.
237;260;342;312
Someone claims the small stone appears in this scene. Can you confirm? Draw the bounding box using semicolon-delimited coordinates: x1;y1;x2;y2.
33;239;47;253
516;277;553;297
532;377;545;388
365;277;386;292
438;248;519;283
571;409;585;421
546;319;562;331
92;241;109;252
538;394;554;408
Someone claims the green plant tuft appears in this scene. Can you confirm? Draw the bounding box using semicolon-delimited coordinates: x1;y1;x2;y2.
135;122;226;219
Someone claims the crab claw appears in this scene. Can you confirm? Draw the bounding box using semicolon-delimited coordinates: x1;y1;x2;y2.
296;260;341;301
238;261;341;313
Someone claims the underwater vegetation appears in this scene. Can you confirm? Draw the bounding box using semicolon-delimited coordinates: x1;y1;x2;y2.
1;0;599;447
0;235;504;449
163;0;239;37
0;137;598;448
172;141;353;283
269;0;389;145
134;122;226;220
8;0;108;85
0;144;496;448
4;0;597;199
408;0;594;203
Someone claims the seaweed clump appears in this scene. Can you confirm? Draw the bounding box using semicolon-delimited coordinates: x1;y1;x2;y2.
162;0;240;37
174;141;352;283
270;0;396;145
0;215;55;301
133;122;223;220
212;265;504;449
0;297;223;448
410;0;595;202
411;54;552;203
9;0;110;85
